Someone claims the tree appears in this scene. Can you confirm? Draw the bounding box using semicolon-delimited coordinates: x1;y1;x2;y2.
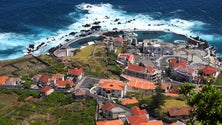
0;116;11;125
21;76;32;89
192;85;222;125
151;85;165;115
179;82;195;98
179;83;222;125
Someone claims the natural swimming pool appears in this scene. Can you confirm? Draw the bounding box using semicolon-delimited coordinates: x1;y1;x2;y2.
69;36;105;48
68;31;191;48
132;31;190;43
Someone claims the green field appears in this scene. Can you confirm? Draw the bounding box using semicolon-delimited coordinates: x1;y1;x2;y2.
0;89;96;125
160;99;188;113
72;45;95;62
0;94;18;110
216;74;222;85
70;45;121;79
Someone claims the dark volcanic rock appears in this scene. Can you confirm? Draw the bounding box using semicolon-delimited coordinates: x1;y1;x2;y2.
93;21;101;25
188;36;209;50
105;16;110;19
69;32;77;36
90;25;101;31
103;30;124;36
80;30;91;33
113;28;118;30
114;18;119;22
82;24;91;27
126;20;132;23
86;5;92;8
29;44;34;49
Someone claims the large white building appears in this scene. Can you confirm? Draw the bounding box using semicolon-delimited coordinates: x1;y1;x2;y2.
142;39;174;55
98;79;127;99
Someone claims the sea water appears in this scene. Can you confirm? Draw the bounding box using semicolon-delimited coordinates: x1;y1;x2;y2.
0;0;222;60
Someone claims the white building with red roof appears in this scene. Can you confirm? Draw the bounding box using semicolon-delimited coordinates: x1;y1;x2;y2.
67;67;84;81
202;65;216;77
167;106;192;120
56;80;74;88
125;64;161;82
126;106;149;125
51;73;64;82
41;86;54;96
121;74;156;94
38;75;51;86
169;58;218;83
98;79;127;99
101;102;127;119
117;53;135;65
169;58;197;82
113;37;124;47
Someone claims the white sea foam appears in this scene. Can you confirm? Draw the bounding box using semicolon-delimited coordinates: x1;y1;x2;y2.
169;9;184;14
72;3;205;36
0;3;221;60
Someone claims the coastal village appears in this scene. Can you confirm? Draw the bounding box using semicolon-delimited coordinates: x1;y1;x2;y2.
0;30;222;125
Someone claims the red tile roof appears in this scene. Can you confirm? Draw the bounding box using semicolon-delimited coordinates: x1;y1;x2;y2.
131;106;147;116
96;119;124;125
170;59;195;74
165;93;179;97
102;103;117;111
176;65;194;74
127;106;149;125
41;86;52;93
114;37;124;43
171;86;179;94
121;75;155;90
147;66;155;74
161;83;171;90
203;66;216;75
169;59;187;68
39;75;50;83
129;80;155;90
99;79;126;91
140;120;163;125
51;73;64;81
167;106;191;117
127;114;148;125
121;98;139;105
169;123;176;125
118;53;134;63
0;76;9;85
56;80;74;87
127;64;146;72
68;68;84;76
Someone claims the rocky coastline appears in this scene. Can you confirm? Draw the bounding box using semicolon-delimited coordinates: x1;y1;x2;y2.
25;27;217;62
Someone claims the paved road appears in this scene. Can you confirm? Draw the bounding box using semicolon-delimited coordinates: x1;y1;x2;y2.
78;76;100;89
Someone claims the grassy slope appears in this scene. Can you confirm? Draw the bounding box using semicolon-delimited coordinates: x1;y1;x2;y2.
70;45;120;79
0;91;96;125
160;99;188;113
72;45;94;62
216;74;222;85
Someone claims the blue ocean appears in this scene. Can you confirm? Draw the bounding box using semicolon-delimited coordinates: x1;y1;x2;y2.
0;0;222;60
